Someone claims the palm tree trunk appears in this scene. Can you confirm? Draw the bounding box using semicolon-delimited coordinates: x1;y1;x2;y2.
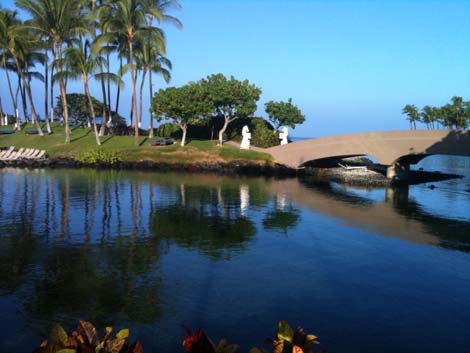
115;56;122;114
43;46;52;133
149;64;154;138
2;54;19;128
98;62;107;137
84;80;101;146
50;46;55;122
55;42;71;143
107;52;111;114
129;40;139;146
18;75;28;122
11;51;43;136
139;67;147;131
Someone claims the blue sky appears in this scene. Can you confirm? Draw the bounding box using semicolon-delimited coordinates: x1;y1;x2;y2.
2;0;470;137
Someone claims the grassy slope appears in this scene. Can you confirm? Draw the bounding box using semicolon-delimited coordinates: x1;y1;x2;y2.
0;123;273;164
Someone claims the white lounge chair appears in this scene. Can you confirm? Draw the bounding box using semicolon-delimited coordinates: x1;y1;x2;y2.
338;163;368;172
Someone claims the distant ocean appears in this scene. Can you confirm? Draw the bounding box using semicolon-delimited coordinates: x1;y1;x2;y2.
290;136;312;142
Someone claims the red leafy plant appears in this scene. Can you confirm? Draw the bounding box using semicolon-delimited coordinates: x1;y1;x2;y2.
250;321;320;353
183;321;320;353
32;320;143;353
183;326;239;353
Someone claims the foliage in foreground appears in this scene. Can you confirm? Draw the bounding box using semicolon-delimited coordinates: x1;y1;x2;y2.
32;321;142;353
33;320;321;353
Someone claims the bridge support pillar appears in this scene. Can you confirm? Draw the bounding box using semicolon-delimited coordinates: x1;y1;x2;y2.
386;162;410;181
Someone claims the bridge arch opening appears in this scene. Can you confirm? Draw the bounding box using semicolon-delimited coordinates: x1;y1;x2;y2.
301;154;379;169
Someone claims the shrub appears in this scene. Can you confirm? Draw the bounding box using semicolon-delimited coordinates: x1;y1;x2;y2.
77;149;121;165
156;122;181;138
250;118;279;148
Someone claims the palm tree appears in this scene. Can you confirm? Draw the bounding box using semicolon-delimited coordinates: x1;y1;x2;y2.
65;40;122;146
97;0;150;145
420;105;434;130
97;0;180;145
141;0;181;138
0;8;21;128
402;104;420;130
135;30;170;136
3;13;43;134
16;0;88;143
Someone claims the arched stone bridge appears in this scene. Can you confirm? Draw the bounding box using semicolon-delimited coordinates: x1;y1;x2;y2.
267;130;470;178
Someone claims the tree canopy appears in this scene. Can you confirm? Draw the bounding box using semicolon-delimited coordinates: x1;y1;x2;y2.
264;98;305;130
151;82;211;146
200;73;261;144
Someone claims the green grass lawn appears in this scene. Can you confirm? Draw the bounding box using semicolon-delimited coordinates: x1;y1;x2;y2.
0;123;273;164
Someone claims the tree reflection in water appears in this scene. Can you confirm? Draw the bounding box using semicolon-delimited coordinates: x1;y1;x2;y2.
150;183;257;260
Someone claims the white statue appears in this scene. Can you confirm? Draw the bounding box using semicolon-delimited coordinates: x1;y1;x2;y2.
240;125;251;150
279;126;289;145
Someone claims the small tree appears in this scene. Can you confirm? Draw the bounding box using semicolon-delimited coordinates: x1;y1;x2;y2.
151;82;211;146
265;98;305;131
201;73;261;145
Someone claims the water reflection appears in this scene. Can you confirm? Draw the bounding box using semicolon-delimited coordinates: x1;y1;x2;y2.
150;182;257;260
1;168;470;353
290;177;470;251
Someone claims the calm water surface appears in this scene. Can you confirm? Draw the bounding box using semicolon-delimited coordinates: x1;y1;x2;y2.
1;155;470;353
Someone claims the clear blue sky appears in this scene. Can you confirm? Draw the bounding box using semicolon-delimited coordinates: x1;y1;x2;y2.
2;0;470;137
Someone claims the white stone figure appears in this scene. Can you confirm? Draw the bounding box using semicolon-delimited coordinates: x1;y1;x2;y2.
279;126;289;145
240;184;250;216
240;125;251;150
2;114;6;126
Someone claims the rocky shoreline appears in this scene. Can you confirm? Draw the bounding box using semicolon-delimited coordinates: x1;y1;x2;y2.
0;157;297;177
0;157;461;185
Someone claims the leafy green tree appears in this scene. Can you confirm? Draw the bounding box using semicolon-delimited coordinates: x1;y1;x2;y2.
264;98;305;131
402;104;420;129
201;73;261;145
151;83;211;146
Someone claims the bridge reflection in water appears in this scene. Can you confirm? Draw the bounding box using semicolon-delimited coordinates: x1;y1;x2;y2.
270;177;470;252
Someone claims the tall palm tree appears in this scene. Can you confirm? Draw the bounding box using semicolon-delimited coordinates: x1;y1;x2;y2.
3;15;44;134
402;104;420;130
0;8;20;128
97;0;151;145
65;40;122;146
16;0;88;143
141;0;181;138
134;31;168;131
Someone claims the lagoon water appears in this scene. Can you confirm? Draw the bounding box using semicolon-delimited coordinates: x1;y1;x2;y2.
0;156;470;353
